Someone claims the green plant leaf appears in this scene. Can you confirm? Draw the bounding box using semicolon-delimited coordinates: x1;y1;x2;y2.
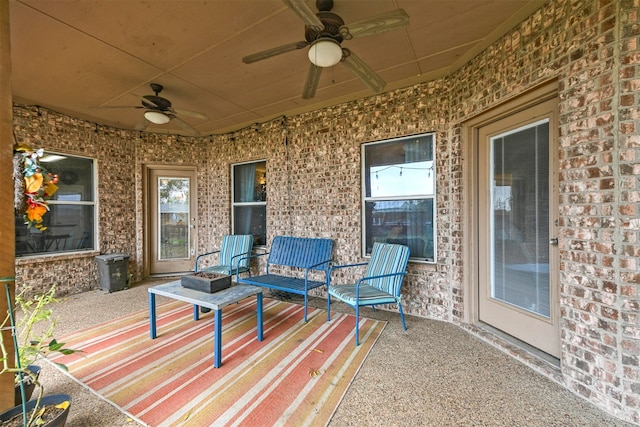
48;339;64;351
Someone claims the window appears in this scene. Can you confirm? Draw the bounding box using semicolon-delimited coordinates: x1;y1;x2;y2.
363;133;435;261
232;160;266;246
16;153;96;256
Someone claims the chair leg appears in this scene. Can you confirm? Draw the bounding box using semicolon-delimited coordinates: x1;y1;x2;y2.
303;294;308;322
327;293;331;322
355;304;360;346
398;302;407;331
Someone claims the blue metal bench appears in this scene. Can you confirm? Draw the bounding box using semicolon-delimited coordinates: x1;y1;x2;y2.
236;235;334;322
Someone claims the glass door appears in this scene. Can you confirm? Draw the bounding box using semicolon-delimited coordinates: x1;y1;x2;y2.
478;98;560;357
148;167;197;274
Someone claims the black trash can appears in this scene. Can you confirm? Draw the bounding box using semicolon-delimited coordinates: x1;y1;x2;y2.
95;254;129;292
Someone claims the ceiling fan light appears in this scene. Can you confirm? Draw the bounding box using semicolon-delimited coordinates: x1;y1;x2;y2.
308;38;342;67
144;110;170;124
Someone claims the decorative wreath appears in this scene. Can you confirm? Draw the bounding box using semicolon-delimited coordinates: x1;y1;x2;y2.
13;144;59;231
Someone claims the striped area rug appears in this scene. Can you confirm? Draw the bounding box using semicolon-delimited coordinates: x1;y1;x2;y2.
48;297;386;426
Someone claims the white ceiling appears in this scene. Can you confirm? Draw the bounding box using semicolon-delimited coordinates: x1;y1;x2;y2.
9;0;543;136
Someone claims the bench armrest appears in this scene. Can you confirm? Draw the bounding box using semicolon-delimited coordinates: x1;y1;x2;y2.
237;251;269;264
236;252;270;280
229;251;253;275
306;258;333;271
303;258;334;286
195;249;220;272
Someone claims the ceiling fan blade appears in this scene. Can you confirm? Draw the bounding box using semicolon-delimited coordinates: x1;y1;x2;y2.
243;41;308;64
302;63;322;99
172;108;208;120
339;9;409;40
133;94;161;108
172;116;201;136
282;0;323;31
342;49;386;93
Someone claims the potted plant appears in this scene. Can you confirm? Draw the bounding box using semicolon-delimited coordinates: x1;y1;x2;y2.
0;283;78;427
13;285;68;404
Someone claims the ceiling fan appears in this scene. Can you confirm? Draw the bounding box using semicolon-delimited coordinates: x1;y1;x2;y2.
90;83;208;136
242;0;409;99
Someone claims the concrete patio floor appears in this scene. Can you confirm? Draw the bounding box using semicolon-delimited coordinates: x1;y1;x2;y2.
35;278;633;426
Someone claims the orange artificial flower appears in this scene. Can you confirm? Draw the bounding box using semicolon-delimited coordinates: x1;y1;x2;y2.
26;204;48;223
25;173;44;193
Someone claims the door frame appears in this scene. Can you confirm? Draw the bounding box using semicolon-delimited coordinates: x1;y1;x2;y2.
462;80;559;335
143;164;198;276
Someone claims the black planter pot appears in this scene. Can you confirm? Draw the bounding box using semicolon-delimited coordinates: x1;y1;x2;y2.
0;394;71;427
14;365;42;405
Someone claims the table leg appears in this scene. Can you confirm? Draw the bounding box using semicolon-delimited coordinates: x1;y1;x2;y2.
257;292;263;342
193;305;200;321
149;292;157;339
214;308;222;368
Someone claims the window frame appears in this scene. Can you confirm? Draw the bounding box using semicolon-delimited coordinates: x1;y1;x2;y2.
16;151;98;257
231;159;267;247
361;133;437;263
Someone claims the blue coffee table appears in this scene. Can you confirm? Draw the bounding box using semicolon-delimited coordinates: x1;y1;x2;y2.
148;281;263;368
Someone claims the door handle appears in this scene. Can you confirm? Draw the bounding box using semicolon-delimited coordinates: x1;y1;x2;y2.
549;238;558;246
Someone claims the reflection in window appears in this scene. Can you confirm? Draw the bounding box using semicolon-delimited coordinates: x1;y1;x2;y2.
363;134;436;261
369;161;434;197
232;160;266;246
15;153;95;256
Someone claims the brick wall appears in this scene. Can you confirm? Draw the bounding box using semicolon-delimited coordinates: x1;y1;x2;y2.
11;0;639;423
557;0;624;416
618;0;640;417
13;107;138;296
447;1;638;422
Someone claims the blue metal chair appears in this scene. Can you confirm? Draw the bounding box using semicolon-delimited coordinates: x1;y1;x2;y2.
195;235;254;276
327;242;410;345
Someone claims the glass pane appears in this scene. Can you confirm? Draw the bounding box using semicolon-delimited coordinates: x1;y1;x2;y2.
15;205;94;255
365;199;434;260
158;177;190;260
43;155;94;201
234;161;266;202
234;205;266;246
365;135;434;198
491;120;550;317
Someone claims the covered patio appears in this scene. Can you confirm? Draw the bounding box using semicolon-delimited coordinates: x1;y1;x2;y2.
40;278;632;426
1;0;639;425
